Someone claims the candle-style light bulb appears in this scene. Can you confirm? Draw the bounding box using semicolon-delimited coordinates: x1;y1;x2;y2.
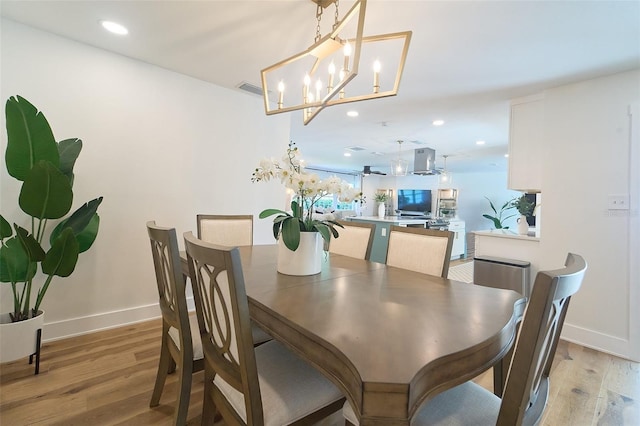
339;69;346;99
277;80;284;109
343;41;352;72
303;74;310;104
315;79;322;101
373;60;381;93
327;61;335;93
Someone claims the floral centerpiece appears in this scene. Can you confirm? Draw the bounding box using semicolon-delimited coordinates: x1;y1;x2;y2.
251;141;363;252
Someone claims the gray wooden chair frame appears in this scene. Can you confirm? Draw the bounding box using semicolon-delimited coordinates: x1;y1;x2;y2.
329;220;375;260
183;232;344;426
147;221;204;426
386;226;455;278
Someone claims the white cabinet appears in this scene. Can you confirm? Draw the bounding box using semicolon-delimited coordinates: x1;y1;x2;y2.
448;219;466;259
508;94;543;192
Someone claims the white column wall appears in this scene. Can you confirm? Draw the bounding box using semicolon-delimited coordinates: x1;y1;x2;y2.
541;69;640;361
0;20;290;339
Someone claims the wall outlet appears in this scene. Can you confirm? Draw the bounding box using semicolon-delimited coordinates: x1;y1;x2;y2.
381;228;387;237
608;194;630;210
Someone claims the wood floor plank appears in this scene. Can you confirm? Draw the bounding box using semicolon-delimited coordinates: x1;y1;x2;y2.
1;319;638;425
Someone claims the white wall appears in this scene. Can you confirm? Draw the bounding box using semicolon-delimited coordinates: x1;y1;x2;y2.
0;20;290;340
540;69;640;361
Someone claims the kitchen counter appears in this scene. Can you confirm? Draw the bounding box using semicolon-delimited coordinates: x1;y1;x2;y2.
349;216;428;226
474;229;540;242
474;229;541;280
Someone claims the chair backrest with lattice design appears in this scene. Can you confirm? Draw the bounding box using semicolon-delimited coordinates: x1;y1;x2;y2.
497;253;587;425
146;221;193;360
183;231;264;423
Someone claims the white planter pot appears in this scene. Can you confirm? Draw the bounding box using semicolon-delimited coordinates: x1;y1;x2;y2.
277;232;323;276
0;310;44;363
378;203;386;218
517;214;529;235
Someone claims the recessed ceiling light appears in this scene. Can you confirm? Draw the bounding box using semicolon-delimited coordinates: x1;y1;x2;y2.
432;119;444;126
344;152;352;157
476;140;486;145
100;20;128;35
347;111;359;117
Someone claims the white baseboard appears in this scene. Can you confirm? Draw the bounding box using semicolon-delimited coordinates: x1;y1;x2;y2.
562;322;637;362
42;297;195;343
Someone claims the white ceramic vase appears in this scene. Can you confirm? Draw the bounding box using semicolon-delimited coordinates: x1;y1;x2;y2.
517;214;529;235
378;203;386;218
277;232;323;276
0;310;44;363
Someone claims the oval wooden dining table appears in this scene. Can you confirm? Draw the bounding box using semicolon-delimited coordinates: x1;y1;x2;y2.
181;244;525;426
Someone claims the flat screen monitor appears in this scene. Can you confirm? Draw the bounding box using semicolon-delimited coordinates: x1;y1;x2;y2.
397;189;432;214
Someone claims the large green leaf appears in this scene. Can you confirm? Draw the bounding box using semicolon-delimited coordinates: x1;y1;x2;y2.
281;217;301;251
19;160;73;219
57;138;82;185
14;225;45;262
0;215;12;239
42;228;79;277
74;213;100;253
5;95;59;181
313;224;331;244
50;197;103;245
0;236;37;283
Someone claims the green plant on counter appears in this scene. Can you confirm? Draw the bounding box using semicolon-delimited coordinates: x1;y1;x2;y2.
511;194;535;216
0;96;103;322
374;192;389;203
482;196;516;229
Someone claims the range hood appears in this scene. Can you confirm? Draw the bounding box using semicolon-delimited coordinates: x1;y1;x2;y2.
412;147;439;175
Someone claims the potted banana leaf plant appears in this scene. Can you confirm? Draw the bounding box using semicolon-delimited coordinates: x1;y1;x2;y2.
482;196;516;230
0;95;103;365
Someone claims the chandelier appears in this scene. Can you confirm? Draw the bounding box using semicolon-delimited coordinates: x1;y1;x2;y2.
260;0;412;125
439;154;452;185
390;140;408;176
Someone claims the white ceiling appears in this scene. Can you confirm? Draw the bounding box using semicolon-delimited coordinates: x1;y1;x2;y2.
2;0;639;174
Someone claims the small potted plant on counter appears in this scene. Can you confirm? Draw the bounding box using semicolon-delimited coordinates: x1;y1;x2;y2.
374;192;389;218
482;196;516;230
511;194;535;235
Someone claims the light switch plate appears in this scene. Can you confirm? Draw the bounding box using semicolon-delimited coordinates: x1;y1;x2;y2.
608;194;630;210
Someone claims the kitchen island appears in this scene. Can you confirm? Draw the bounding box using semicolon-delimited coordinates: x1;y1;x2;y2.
347;216;428;263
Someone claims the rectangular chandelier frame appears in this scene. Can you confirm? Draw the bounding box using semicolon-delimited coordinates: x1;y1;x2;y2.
260;0;412;125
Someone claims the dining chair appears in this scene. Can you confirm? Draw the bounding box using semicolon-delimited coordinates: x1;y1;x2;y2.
146;221;204;426
183;232;346;426
328;220;375;260
344;252;587;426
196;214;253;247
386;226;454;278
196;213;271;345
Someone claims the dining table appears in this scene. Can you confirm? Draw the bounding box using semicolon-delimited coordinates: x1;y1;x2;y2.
180;244;525;426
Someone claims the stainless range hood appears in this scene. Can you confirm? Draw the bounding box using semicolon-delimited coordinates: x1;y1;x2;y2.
412;147;439;175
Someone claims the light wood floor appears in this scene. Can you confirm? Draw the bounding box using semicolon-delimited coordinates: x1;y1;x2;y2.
1;319;638;425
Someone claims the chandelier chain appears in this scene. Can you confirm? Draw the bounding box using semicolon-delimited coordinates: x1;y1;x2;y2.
333;0;340;30
315;4;323;43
